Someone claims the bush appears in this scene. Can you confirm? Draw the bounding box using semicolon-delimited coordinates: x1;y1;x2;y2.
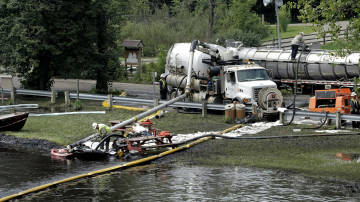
216;29;262;47
279;6;291;32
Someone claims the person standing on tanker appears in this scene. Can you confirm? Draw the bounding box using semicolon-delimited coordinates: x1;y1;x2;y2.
291;32;305;60
350;92;360;128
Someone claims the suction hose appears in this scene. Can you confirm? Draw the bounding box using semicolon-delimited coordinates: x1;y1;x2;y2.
144;132;360;148
282;45;304;126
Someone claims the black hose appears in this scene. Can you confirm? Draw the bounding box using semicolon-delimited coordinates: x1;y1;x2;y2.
282;46;303;126
94;134;125;151
301;111;328;129
144;132;360;148
174;75;187;98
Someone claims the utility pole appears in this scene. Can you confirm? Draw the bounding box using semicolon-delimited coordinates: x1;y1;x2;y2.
274;0;282;48
209;0;215;41
263;0;283;48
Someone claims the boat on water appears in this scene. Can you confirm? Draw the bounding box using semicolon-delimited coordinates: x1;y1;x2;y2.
0;112;29;131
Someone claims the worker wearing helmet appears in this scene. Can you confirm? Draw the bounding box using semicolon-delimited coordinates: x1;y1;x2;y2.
159;76;168;100
92;122;111;137
291;32;305;60
350;92;360;128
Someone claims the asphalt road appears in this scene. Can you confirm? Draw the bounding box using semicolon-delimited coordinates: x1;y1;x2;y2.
51;79;160;99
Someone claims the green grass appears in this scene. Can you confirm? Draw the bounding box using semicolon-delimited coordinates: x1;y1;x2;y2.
4;96;232;146
321;39;360;52
7;95;360;181
7;109;140;146
262;25;315;42
170;124;360;181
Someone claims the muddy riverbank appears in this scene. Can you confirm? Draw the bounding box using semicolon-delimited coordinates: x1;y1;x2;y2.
0;134;61;151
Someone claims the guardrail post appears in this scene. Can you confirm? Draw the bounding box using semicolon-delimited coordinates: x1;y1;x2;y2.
51;90;56;104
10;87;15;104
279;112;284;124
336;111;341;129
202;101;207;117
108;94;113;110
64;91;70;106
154;98;159;107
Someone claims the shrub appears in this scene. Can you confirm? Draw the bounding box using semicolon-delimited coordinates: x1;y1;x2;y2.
216;29;262;47
279;6;291;32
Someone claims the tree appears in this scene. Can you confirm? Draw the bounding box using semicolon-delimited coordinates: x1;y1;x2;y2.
0;0;123;92
214;0;269;46
292;0;360;51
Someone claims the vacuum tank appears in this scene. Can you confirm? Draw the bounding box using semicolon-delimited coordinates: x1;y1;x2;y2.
165;42;233;79
236;47;360;81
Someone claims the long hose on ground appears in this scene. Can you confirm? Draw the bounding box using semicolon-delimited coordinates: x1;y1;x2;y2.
143;132;360;148
93;131;360;152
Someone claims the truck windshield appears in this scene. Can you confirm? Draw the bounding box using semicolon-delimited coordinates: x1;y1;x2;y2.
237;69;269;82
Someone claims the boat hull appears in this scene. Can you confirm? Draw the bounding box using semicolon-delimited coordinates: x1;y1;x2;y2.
0;112;29;131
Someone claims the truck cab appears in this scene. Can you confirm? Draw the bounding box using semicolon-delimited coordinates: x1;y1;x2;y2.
223;64;278;105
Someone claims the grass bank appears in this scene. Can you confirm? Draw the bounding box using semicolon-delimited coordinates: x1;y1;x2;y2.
168;124;360;181
6;96;360;182
263;24;314;42
5;97;232;146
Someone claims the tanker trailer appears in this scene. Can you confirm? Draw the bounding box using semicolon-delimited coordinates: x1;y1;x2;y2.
235;47;360;93
161;42;283;115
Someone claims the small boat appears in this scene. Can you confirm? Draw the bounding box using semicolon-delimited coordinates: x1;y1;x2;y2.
0;112;29;131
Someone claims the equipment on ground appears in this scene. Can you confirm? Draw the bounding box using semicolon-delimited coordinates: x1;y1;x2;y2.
308;88;352;114
163;41;283;116
51;119;174;160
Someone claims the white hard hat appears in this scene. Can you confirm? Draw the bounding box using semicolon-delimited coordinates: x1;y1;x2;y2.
351;92;357;96
92;122;97;129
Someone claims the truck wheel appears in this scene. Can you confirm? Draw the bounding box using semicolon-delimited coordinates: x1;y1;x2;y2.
258;88;283;111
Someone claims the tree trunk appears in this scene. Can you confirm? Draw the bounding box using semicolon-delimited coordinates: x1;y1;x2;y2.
38;53;51;90
95;5;109;94
208;0;215;41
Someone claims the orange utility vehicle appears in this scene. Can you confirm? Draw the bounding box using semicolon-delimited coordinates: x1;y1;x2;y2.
308;88;352;114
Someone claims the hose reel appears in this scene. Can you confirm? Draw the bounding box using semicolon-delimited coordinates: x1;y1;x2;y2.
257;87;283;113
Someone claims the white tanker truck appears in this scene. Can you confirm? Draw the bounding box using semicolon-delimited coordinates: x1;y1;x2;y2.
234;46;360;93
161;41;283;115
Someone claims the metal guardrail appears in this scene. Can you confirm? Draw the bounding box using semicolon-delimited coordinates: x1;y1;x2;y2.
112;96;227;111
6;88;360;121
284;109;360;121
1;88;55;97
261;29;349;48
8;88;360;121
3;88;227;111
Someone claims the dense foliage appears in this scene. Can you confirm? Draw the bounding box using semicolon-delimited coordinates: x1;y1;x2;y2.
0;0;124;92
292;0;360;52
0;0;292;89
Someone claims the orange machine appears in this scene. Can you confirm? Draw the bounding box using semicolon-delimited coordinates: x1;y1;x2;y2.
308;88;352;114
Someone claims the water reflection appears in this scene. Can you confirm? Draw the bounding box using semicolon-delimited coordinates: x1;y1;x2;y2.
0;143;123;198
22;164;360;201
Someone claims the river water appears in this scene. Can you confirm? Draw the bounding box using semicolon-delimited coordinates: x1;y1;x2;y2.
1;144;360;201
